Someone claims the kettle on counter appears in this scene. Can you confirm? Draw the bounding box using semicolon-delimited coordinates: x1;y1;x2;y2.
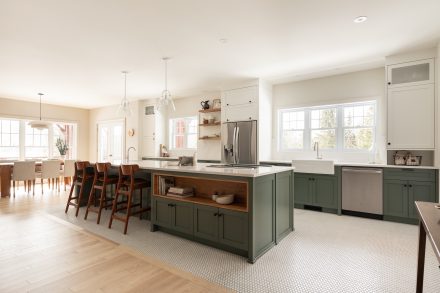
200;100;210;110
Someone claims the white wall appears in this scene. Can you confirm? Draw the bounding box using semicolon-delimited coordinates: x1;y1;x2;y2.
0;97;89;160
271;68;386;163
88;101;140;162
166;92;221;160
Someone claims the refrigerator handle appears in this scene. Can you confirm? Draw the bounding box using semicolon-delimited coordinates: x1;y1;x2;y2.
232;126;237;164
235;126;240;164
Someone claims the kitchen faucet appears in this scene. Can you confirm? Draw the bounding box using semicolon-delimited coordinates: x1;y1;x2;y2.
126;147;136;163
313;142;322;159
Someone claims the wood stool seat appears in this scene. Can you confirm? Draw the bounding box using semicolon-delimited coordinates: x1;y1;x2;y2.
84;162;119;224
65;161;94;217
108;164;150;234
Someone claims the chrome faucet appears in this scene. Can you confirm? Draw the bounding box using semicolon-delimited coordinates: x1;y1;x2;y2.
313;142;322;159
126;147;136;163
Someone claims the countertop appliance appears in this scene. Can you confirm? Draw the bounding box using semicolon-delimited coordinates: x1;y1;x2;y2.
342;167;383;216
221;120;257;165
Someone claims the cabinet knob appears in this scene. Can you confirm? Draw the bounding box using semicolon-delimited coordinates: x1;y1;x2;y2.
226;119;229;122
249;117;252;120
226;103;229;106
213;212;218;216
403;184;407;187
249;100;252;103
409;184;413;188
388;82;391;85
387;142;391;145
218;213;223;217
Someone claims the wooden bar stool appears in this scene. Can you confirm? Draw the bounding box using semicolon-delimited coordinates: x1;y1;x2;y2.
84;163;118;224
65;161;94;217
108;164;150;234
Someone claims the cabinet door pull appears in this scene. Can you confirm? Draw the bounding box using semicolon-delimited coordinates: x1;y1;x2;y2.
409;184;413;188
218;213;223;217
213;212;218;216
403;184;407;187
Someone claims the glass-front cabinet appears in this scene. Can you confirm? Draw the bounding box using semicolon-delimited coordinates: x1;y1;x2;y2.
387;58;434;88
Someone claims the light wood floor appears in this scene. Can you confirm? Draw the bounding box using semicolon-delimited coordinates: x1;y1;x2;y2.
0;188;229;293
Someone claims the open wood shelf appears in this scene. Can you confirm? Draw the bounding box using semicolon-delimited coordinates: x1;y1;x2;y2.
199;108;221;113
199;122;221;126
198;136;220;140
153;173;248;212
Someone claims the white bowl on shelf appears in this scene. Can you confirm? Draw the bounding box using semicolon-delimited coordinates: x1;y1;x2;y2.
215;194;234;205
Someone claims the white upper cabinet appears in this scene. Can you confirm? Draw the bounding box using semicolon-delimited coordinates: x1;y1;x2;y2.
387;58;434;88
223;86;258;107
223;103;258;122
387;84;435;150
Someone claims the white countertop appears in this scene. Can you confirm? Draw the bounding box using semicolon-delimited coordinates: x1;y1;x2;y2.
132;161;294;177
262;160;438;169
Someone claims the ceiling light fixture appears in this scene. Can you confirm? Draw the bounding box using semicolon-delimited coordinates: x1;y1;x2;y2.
353;16;368;23
28;93;49;130
156;57;175;111
117;71;132;117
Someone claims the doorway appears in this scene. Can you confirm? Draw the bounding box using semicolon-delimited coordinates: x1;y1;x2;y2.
97;119;124;164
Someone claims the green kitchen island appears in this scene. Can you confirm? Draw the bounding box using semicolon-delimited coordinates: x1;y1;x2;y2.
136;161;294;263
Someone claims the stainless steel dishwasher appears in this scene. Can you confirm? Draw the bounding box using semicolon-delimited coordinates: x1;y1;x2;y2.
342;167;383;215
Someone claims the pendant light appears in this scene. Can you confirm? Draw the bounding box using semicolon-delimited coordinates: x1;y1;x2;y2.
156;57;175;111
28;93;49;130
117;71;132;117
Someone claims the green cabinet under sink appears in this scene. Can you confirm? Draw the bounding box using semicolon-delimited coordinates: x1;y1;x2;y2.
294;172;338;210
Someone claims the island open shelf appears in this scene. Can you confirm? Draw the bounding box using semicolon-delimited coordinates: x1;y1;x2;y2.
152;173;248;212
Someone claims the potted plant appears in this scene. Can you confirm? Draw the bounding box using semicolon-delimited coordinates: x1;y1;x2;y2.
56;138;69;158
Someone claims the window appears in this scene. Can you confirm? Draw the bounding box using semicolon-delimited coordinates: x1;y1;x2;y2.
0;118;77;160
0;119;20;159
310;107;337;149
279;101;376;152
280;110;304;149
53;123;76;158
169;117;197;149
25;124;49;158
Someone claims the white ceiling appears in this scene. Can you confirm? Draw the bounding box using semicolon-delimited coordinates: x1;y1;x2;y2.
1;0;440;109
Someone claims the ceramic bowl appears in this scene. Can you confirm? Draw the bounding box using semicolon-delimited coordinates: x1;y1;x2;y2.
215;194;234;205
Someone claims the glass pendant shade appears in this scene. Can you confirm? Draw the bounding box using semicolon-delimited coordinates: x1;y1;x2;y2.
156;57;175;111
117;71;132;117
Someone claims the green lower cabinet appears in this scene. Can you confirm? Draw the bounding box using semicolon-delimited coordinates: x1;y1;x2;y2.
314;175;337;209
218;209;248;251
152;197;194;235
193;205;219;242
294;173;337;209
153;197;173;228
408;180;436;219
171;201;194;235
275;171;293;242
383;179;436;222
293;174;311;205
383;180;408;218
194;204;249;251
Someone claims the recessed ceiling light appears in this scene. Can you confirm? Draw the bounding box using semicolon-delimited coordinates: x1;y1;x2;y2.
354;16;368;23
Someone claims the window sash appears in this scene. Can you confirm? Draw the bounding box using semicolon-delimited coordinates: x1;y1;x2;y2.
170;117;197;149
279;101;376;152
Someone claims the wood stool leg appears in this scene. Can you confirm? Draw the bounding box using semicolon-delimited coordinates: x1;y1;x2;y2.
75;184;85;217
41;178;44;194
84;183;96;220
108;191;120;229
139;188;143;219
65;182;75;213
13;181;15;197
123;190;133;235
97;184;107;224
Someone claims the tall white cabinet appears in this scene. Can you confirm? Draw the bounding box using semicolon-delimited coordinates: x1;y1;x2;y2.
221;80;272;161
141;105;165;157
386;58;435;150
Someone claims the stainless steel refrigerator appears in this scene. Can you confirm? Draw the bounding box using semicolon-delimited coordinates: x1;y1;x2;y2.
221;120;257;165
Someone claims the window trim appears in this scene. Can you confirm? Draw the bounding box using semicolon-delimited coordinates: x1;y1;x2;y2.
278;101;376;153
169;116;198;150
